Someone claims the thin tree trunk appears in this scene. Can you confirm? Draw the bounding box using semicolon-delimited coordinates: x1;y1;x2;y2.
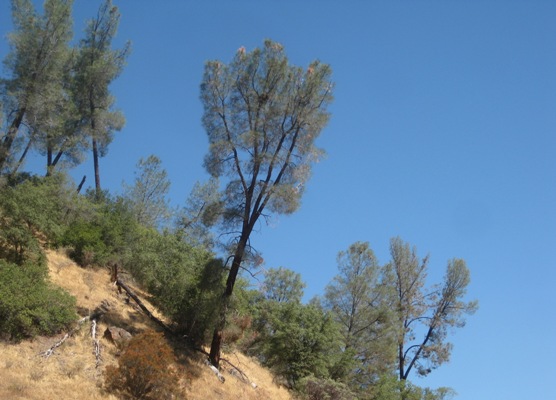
11;136;33;176
399;343;405;380
76;175;86;194
46;147;65;176
209;239;247;368
51;148;64;169
92;137;101;197
0;107;26;172
46;144;54;176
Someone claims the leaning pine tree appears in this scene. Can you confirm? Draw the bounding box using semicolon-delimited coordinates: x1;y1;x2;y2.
200;40;333;367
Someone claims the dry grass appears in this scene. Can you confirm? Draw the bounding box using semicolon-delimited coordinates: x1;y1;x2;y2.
185;350;293;400
0;250;293;400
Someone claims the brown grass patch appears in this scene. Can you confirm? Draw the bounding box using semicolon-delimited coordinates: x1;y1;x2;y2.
0;250;293;400
185;350;292;400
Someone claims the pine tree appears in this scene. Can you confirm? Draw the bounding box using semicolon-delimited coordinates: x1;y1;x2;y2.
200;40;334;367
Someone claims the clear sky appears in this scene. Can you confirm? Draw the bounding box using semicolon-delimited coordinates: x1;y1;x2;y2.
1;1;555;398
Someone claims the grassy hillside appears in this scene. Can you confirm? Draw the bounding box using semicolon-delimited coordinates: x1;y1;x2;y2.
0;250;292;400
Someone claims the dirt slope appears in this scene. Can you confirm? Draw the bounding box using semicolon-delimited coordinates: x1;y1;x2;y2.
0;250;292;400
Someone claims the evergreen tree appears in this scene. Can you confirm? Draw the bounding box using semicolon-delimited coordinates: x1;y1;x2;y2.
199;40;334;367
262;266;306;303
124;155;171;228
72;0;129;196
0;0;73;173
325;242;395;389
386;237;478;381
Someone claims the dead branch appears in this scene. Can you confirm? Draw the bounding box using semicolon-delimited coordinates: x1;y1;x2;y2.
115;278;173;334
91;318;101;368
222;356;251;384
42;300;111;361
205;359;225;383
228;352;253;383
196;347;253;386
41;316;90;358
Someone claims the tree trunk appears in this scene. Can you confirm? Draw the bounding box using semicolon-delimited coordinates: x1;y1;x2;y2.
0;107;26;172
399;343;405;380
209;239;247;368
92;137;101;197
46;145;54;176
11;137;32;177
76;175;87;194
51;148;64;169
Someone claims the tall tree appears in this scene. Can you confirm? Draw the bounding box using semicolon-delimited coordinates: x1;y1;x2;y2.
72;0;129;196
387;237;478;381
325;242;395;388
39;54;89;176
0;0;73;173
29;48;90;176
123;155;171;228
200;40;334;367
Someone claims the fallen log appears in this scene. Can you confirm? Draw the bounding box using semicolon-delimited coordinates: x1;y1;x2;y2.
115;278;173;334
196;347;253;386
205;359;225;383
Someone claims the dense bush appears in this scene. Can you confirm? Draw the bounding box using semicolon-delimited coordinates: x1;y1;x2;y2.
124;228;224;344
104;331;182;400
0;173;72;264
297;376;357;400
60;193;139;267
248;301;342;387
61;220;107;266
0;260;76;341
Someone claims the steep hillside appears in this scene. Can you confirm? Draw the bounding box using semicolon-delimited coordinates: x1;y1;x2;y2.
0;250;292;400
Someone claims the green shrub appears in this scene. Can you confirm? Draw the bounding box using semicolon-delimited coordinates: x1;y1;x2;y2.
249;301;342;387
124;229;224;344
61;220;107;266
60;194;139;267
104;331;182;400
297;376;357;400
0;173;72;264
0;260;76;341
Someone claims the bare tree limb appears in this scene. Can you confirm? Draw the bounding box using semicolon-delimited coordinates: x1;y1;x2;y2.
91;318;102;368
41;316;90;358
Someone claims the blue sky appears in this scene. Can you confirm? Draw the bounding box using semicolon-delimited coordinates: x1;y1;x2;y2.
1;1;555;398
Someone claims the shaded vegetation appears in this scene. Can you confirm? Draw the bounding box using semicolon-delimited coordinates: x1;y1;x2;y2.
0;260;76;341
